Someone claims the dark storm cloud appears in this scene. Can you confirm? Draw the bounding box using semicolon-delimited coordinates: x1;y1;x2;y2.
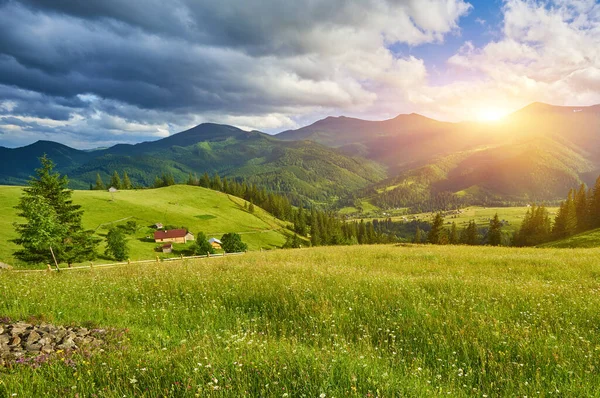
0;0;471;147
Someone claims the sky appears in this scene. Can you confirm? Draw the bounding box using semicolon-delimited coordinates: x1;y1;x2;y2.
0;0;599;148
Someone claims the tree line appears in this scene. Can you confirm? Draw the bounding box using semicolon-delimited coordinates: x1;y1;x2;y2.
513;177;600;246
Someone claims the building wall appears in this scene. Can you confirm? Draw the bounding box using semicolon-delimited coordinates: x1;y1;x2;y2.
155;237;186;244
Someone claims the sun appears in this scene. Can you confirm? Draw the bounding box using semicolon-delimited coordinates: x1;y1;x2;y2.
475;107;508;122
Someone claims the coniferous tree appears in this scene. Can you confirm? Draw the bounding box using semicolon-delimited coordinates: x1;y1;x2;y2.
94;173;105;190
414;226;422;243
211;173;222;191
427;213;445;244
154;176;164;188
574;184;588;232
200;172;211;188
514;204;552;246
122;171;133;190
110;171;122;189
14;156;98;265
488;213;502;246
591;176;600;229
461;220;479;245
449;222;459;244
248;200;255;213
310;208;321;246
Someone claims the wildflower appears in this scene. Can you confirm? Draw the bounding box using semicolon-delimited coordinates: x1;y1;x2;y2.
320;394;326;398
130;378;138;384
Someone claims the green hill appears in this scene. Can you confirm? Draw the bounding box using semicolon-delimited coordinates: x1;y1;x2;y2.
280;103;600;209
0;185;291;268
0;123;386;204
539;228;600;248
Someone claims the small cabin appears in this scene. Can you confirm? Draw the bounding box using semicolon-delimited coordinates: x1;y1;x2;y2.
162;243;173;254
154;229;193;244
108;187;118;193
208;237;222;249
153;223;164;229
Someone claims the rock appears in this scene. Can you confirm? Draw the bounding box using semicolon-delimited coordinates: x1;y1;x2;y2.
11;323;31;335
26;343;42;352
0;334;9;345
0;321;108;367
0;262;12;270
26;331;41;344
8;336;21;346
57;338;76;350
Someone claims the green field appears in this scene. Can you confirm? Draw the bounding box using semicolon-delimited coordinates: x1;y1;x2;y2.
1;245;600;396
540;228;600;249
0;185;289;267
352;206;558;233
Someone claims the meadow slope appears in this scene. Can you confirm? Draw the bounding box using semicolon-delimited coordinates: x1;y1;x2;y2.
0;185;289;267
1;245;599;396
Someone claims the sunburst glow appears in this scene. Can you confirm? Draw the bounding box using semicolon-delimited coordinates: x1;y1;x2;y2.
475;107;508;122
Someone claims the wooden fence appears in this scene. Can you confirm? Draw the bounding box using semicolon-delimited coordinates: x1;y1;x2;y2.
11;252;246;273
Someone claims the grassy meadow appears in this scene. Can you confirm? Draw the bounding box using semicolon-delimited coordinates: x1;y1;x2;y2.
540;228;600;249
1;244;600;396
0;185;289;268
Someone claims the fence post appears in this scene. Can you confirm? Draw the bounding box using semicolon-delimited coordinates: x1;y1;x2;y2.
207;251;210;258
90;262;93;269
156;256;160;263
46;264;51;272
128;259;131;265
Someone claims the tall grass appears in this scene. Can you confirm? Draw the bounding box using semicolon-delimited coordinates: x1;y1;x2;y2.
1;244;599;396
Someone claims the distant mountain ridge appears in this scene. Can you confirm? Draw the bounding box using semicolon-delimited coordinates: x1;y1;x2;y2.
0;123;385;204
278;103;600;208
1;103;598;209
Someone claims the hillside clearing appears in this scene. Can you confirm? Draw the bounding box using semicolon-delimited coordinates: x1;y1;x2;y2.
0;185;289;268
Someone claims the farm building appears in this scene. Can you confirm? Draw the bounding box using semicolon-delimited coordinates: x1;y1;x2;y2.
108;187;118;193
153;223;164;229
162;243;173;254
208;237;222;249
153;229;194;244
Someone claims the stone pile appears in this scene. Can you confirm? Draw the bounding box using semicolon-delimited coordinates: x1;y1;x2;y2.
0;322;105;366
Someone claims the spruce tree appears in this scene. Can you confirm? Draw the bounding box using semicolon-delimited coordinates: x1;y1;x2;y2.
94;173;105;190
427;213;445;244
211;173;222;191
14;156;98;265
449;222;459;244
488;213;502;246
591;176;600;229
574;184;588;232
110;171;122;189
200;172;211;188
414;226;422;243
122;171;132;190
462;220;479;245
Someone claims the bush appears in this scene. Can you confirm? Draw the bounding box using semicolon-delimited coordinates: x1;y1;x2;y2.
221;233;248;253
192;232;215;255
105;227;129;261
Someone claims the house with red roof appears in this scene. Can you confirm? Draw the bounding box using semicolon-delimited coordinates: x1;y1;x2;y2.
153;229;194;244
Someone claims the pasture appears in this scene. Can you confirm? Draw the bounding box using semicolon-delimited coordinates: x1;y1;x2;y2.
1;244;599;396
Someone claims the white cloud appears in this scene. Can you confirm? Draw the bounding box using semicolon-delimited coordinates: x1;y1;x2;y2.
410;0;600;121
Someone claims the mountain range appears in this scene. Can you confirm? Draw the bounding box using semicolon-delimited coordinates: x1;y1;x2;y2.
1;103;598;210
